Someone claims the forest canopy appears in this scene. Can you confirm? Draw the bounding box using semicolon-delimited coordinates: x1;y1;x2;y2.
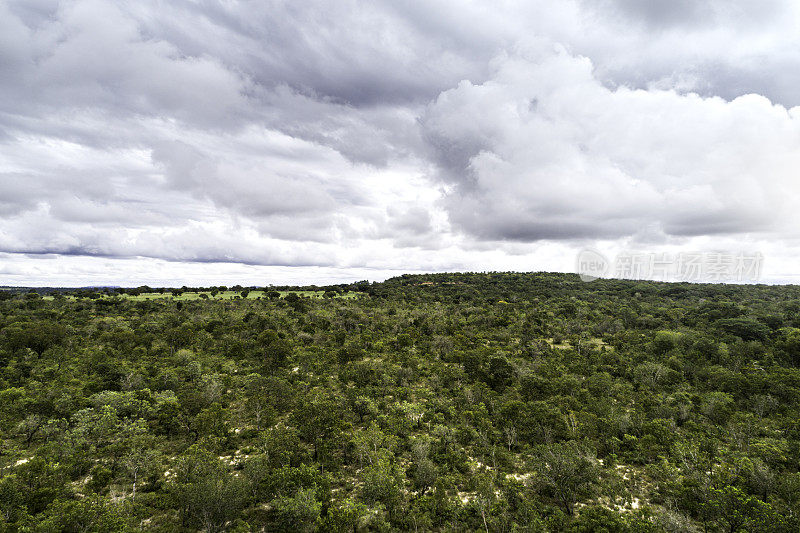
2;272;800;531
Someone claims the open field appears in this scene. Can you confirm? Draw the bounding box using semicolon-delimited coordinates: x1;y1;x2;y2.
41;290;364;301
121;290;363;301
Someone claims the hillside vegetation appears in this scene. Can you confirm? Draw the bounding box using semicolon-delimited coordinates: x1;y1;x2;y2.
2;272;800;531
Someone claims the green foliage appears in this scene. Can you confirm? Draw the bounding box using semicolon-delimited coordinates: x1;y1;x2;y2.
171;445;248;532
532;440;600;516
715;317;771;341
35;495;127;532
2;272;800;530
268;487;321;532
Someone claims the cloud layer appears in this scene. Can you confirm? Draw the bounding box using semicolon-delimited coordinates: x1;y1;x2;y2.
2;0;800;285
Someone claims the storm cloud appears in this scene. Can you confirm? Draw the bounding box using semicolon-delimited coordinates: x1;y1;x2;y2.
2;0;800;285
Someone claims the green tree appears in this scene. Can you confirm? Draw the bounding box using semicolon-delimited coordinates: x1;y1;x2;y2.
268;487;321;532
532;441;599;516
292;394;350;465
704;485;772;533
35;495;126;532
171;446;248;532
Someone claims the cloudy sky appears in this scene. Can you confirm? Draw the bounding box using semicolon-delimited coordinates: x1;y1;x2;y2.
2;0;800;286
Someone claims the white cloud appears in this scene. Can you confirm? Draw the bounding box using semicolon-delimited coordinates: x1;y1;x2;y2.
2;0;800;285
422;47;800;243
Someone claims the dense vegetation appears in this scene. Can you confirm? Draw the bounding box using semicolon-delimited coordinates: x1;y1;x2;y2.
2;272;800;532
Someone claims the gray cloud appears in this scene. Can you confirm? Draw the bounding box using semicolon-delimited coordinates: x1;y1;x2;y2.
2;0;800;283
576;0;800;106
613;0;710;27
597;0;787;29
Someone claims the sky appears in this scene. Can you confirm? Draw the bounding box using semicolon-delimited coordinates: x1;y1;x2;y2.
2;0;800;287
